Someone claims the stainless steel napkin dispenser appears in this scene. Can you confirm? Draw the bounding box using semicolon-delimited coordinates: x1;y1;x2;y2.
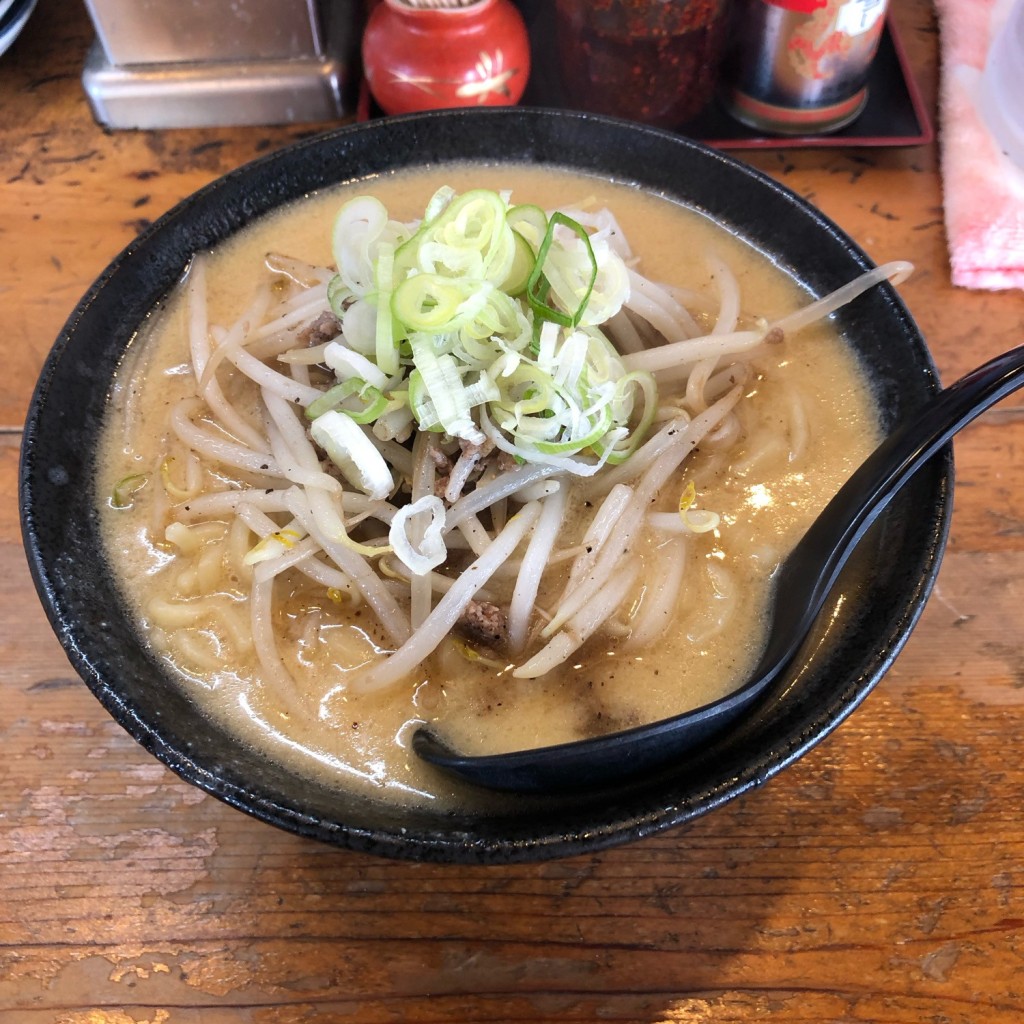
82;0;362;129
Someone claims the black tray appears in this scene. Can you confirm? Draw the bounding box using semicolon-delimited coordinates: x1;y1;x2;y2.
514;8;932;150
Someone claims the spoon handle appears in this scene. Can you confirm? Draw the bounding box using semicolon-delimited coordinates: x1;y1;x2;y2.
763;342;1024;674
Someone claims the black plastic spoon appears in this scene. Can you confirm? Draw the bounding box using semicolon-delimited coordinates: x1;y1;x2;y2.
413;343;1024;793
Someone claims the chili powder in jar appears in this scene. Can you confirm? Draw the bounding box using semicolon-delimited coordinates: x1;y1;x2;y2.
555;0;731;127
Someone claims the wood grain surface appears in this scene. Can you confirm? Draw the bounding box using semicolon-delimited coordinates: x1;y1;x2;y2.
4;1;1024;1021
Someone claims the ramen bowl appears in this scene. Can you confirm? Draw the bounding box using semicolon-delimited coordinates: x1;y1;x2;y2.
19;108;951;864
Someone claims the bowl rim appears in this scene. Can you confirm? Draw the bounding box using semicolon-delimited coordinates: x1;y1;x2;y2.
19;107;953;863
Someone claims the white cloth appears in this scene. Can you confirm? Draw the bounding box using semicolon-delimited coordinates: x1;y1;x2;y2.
936;0;1024;290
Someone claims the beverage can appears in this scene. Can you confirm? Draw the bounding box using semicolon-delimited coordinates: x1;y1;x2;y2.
724;0;889;135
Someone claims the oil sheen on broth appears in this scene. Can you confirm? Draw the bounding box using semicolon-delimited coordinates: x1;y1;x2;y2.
98;163;881;810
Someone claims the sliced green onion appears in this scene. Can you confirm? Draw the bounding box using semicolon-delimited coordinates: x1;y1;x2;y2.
389;494;447;576
428;189;515;285
531;404;613;455
374;241;400;376
406;369;444;433
332;195;389;294
424;185;456;222
339;298;378;356
327;274;351;320
111;473;147;509
392;273;489;334
310;410;394;500
593;370;658;465
408;335;485;443
526;212;597;328
507;204;548;252
305;378;388;424
500;230;536;296
321;186;654;472
323;340;388;390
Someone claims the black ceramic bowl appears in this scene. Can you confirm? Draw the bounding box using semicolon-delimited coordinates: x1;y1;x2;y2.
20;109;951;863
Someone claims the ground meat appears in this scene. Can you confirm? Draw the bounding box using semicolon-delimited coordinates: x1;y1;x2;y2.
459;437;495;461
298;311;342;347
440;439;509;502
429;446;454;499
428;439;519;503
456;599;508;648
429;447;453;471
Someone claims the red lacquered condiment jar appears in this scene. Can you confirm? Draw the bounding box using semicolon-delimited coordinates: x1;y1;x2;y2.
362;0;531;116
554;0;731;128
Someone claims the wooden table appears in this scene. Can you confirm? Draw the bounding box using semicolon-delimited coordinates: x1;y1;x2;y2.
4;1;1024;1020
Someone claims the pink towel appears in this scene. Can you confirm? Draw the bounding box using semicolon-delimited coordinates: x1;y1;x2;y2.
936;0;1024;291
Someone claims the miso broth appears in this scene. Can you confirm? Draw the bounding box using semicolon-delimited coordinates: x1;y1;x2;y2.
98;163;880;809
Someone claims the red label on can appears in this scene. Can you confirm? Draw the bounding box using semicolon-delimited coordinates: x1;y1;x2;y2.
764;0;829;11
